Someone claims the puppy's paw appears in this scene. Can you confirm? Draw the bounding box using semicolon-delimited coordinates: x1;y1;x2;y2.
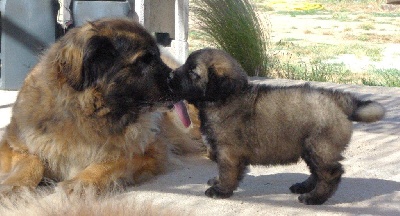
205;185;233;199
207;177;219;186
289;182;314;194
298;193;327;205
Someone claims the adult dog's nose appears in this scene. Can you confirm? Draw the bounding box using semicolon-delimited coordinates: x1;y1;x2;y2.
167;70;176;93
168;71;175;81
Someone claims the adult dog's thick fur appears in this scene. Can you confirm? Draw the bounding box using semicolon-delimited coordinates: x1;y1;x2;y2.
0;18;200;195
168;48;385;205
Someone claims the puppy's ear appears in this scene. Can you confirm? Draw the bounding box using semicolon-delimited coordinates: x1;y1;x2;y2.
80;36;118;90
206;66;247;101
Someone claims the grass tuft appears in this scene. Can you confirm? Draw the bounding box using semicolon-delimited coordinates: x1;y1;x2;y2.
273;61;353;83
192;0;272;76
362;68;400;87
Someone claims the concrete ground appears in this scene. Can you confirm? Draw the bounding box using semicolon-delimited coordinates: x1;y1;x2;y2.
0;79;399;215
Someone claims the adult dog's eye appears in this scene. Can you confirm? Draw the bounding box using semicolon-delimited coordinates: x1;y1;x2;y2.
189;70;200;81
138;53;153;64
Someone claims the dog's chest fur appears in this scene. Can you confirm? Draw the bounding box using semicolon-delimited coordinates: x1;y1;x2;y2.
9;81;163;180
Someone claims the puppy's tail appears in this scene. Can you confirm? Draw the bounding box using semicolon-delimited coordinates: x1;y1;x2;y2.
316;87;385;123
348;100;385;122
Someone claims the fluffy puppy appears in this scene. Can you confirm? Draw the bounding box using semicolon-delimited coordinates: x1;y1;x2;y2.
168;48;385;205
0;18;197;195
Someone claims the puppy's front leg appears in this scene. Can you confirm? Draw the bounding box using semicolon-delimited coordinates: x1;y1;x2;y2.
205;147;247;198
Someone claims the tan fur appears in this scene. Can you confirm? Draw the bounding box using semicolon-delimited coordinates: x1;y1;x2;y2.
169;48;385;205
0;18;202;196
0;188;187;216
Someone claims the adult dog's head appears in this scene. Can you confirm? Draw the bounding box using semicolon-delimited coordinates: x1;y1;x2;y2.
168;48;249;104
45;18;178;128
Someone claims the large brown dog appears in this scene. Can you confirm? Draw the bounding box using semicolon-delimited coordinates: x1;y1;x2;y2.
0;18;200;195
168;48;385;205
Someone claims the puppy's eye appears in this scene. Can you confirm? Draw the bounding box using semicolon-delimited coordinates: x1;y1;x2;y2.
189;70;200;81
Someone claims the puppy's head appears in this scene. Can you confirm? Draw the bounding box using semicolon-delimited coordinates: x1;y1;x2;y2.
51;18;175;124
168;48;248;104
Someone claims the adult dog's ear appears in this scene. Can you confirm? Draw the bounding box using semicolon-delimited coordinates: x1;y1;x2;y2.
55;35;118;91
54;32;85;91
80;36;118;90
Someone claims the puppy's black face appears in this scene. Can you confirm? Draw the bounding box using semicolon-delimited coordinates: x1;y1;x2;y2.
167;51;206;104
168;49;249;105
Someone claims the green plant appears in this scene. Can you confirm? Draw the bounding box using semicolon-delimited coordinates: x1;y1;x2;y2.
372;12;400;18
275;61;352;83
343;27;352;32
332;12;351;22
192;0;271;76
359;22;375;30
274;43;382;62
304;29;313;34
362;68;400;87
277;9;321;17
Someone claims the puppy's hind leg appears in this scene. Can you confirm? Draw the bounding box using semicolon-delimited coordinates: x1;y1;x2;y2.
298;162;343;205
295;137;345;205
290;172;317;194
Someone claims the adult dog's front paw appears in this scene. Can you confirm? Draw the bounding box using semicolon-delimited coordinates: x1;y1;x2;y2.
0;184;34;196
205;185;233;198
58;178;101;196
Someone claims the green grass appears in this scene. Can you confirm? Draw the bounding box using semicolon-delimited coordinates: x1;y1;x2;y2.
372;13;400;18
273;62;400;88
275;61;352;83
269;40;394;86
331;12;351;22
192;0;271;77
355;34;370;41
276;9;322;17
189;30;208;40
319;0;376;3
359;22;375;30
362;68;400;87
274;42;382;62
188;0;399;87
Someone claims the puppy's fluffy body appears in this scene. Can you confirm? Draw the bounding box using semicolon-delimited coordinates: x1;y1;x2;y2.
169;48;385;205
0;18;200;195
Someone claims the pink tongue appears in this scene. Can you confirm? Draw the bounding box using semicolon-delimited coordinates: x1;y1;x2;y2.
173;101;191;128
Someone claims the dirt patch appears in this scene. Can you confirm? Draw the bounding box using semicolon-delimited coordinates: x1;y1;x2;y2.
265;2;400;72
268;13;400;46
